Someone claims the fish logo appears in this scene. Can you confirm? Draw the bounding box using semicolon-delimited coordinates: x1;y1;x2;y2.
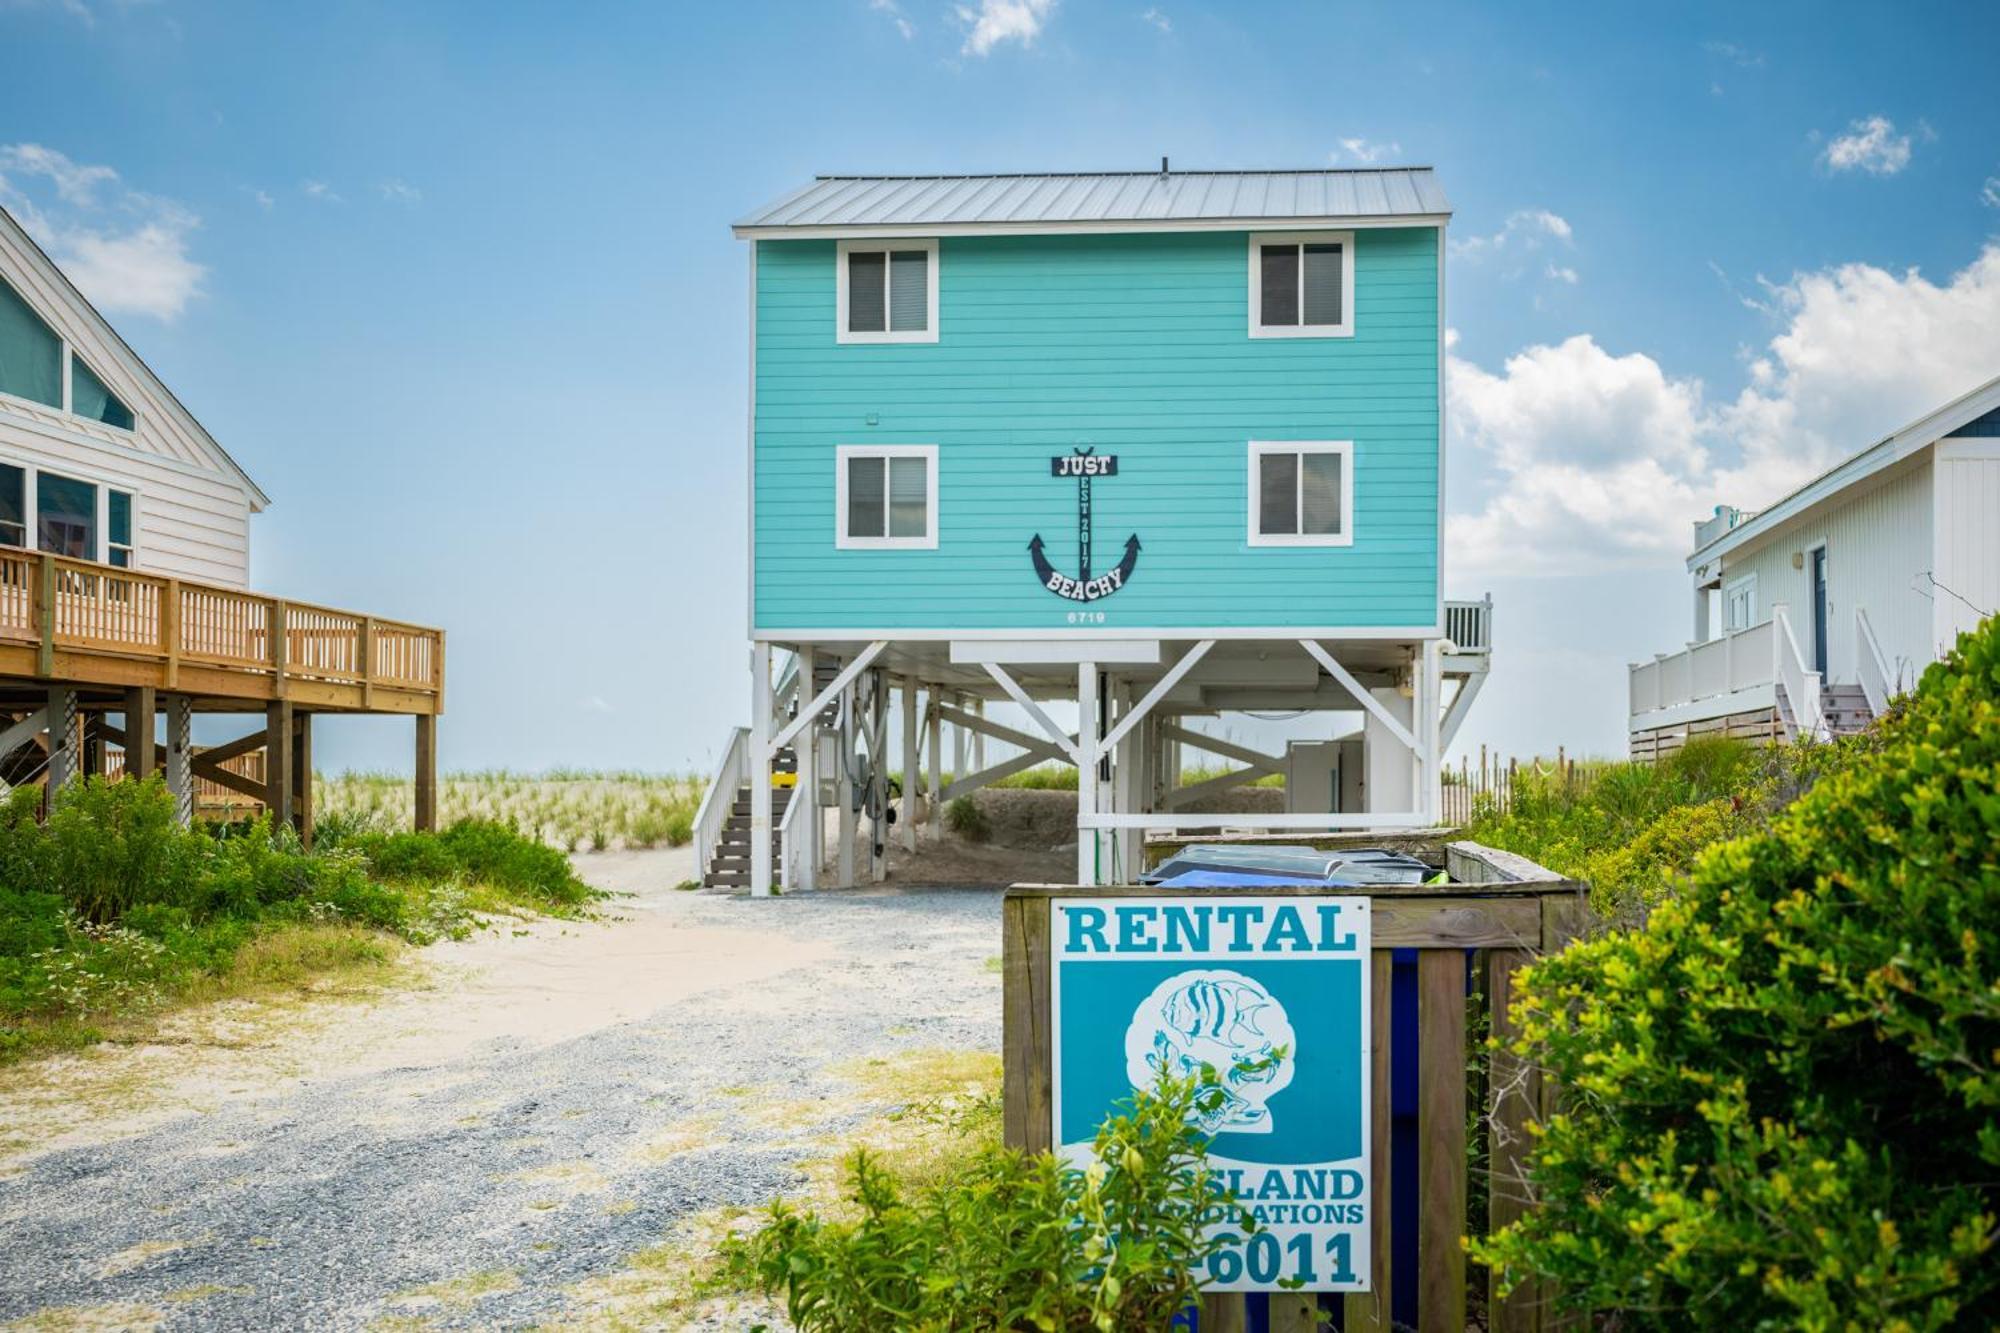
1125;969;1296;1135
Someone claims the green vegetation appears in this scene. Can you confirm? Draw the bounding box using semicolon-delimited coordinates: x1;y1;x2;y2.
1466;735;1862;919
1476;616;2000;1329
723;1072;1254;1332
0;777;596;1062
316;769;700;853
943;794;990;842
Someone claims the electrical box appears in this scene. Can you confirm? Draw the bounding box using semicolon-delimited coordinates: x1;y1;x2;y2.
1286;738;1365;814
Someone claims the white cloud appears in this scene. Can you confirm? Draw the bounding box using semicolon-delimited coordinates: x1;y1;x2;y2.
956;0;1054;55
302;179;343;204
868;0;914;39
376;178;422;204
1448;244;2000;575
1450;208;1572;262
1140;6;1169;33
1982;175;2000;209
1335;136;1401;164
1545;263;1579;285
242;186;275;211
0;143;204;320
1819;115;1915;176
1702;40;1764;68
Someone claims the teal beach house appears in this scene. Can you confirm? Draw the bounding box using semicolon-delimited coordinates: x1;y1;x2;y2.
702;169;1492;893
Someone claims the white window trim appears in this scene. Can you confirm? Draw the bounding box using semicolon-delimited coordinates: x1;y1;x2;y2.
1247;440;1354;548
0;275;135;431
1248;230;1355;339
0;453;140;565
835;238;940;345
835;444;939;550
1722;572;1758;631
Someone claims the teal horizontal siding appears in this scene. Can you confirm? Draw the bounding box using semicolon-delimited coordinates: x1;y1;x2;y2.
753;229;1439;632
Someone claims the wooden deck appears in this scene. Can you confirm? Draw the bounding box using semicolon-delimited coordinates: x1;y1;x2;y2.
0;549;442;714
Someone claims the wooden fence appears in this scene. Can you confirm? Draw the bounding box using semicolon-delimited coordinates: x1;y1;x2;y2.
1438;748;1596;826
1002;863;1585;1333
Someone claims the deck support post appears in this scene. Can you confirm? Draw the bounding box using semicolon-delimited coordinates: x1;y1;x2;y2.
750;642;773;897
293;711;314;849
926;690;942;841
837;676;858;889
899;676;919;853
414;714;437;832
973;698;986;773
45;685;77;793
123;687;157;781
795;646;817;892
165;695;193;826
869;670;888;883
82;714;105;779
1075;662;1099;887
265;702;294;836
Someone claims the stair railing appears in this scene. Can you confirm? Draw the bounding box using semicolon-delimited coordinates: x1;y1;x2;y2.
1855;606;1893;719
694;726;750;878
778;776;809;892
1771;603;1830;742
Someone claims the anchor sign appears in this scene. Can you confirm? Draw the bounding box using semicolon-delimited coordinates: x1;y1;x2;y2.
1031;448;1140;602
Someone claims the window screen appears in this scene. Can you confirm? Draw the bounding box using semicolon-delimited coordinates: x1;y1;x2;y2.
0;276;62;409
1301;244;1343;328
888;250;928;333
70;357;134;430
846;455;886;537
1259;245;1300;327
37;471;96;559
0;464;23;547
1300;450;1344;535
1258;451;1298;535
888;455;927;537
847;251;887;334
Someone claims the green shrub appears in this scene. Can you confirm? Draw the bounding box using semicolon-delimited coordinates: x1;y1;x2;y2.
1475;616;2000;1329
943;794;989;842
724;1072;1254;1332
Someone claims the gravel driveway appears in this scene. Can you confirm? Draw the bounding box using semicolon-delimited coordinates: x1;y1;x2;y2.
0;858;1003;1331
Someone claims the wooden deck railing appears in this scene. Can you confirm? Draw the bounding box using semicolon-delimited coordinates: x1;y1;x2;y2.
0;548;442;712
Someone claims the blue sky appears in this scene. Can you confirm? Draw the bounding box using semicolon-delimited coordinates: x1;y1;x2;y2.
2;0;1996;772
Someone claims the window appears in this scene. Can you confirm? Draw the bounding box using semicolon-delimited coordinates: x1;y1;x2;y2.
1248;441;1353;547
837;239;938;344
37;471;96;558
69;356;133;431
1249;231;1354;338
0;276;63;409
1723;574;1757;632
108;489;133;566
0;464;23;547
836;445;937;549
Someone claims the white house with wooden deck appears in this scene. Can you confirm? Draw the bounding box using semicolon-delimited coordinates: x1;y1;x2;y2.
1629;373;2000;757
0;204;444;832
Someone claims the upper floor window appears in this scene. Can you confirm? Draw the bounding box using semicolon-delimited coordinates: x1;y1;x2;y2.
0;275;134;430
837;239;938;344
0;459;137;565
1249;232;1354;339
1249;441;1353;547
837;444;937;549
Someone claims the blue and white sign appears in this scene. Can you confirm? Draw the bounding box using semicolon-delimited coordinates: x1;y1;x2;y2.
1050;895;1372;1292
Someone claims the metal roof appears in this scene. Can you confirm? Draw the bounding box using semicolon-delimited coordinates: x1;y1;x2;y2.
733;169;1450;236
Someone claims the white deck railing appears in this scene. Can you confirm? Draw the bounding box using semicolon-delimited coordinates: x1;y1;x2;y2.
1629;618;1774;718
1855;606;1892;718
1444;597;1493;653
778;779;809;892
1771;604;1829;742
693;725;750;877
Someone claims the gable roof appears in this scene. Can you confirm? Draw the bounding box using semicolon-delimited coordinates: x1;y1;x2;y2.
0;204;269;510
1688;371;2000;570
733;168;1450;238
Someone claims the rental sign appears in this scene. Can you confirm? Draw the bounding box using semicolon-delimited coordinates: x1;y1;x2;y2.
1050;896;1372;1292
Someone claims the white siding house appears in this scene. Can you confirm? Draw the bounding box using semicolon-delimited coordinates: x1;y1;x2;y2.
1630;374;2000;756
0;206;267;587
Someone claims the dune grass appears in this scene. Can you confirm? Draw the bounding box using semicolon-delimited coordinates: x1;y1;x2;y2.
316;770;703;853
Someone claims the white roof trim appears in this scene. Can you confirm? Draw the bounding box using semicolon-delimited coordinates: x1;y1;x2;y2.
1688;372;2000;570
0;205;270;510
735;214;1450;240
